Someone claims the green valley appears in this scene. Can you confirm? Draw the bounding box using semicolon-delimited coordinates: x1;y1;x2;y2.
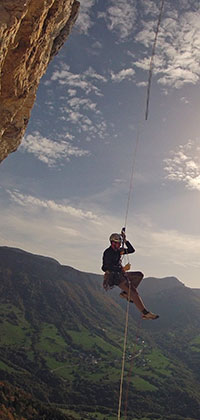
0;247;200;419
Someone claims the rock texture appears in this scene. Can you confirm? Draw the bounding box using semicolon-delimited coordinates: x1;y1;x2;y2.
0;0;79;163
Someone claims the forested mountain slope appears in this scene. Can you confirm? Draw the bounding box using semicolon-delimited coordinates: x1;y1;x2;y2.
0;246;200;420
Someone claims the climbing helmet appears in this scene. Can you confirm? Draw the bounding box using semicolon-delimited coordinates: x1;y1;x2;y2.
109;233;121;243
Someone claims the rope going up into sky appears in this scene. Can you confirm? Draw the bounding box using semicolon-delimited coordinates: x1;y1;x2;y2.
124;124;141;232
124;316;142;420
117;124;142;420
145;0;165;121
118;125;142;418
124;0;165;232
117;281;131;420
117;3;165;419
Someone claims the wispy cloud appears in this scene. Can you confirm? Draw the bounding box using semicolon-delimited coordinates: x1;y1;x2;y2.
60;101;107;141
51;65;107;96
20;132;90;167
7;190;99;222
140;0;159;17
164;141;200;191
111;68;135;82
136;81;147;87
84;67;107;83
67;97;99;113
75;0;95;34
50;65;108;141
68;89;77;97
91;40;102;50
134;8;200;89
2;186;200;282
147;228;200;269
120;214;200;273
180;96;189;104
100;0;137;40
85;41;103;57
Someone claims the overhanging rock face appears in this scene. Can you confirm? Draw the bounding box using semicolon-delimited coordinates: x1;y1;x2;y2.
0;0;79;163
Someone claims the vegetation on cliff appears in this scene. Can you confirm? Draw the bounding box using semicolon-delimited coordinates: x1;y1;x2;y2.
0;247;200;419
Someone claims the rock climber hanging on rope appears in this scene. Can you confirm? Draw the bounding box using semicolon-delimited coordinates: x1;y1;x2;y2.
102;230;159;320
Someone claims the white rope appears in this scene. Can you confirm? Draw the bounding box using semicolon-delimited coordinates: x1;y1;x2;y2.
145;0;165;120
117;3;165;418
117;281;131;420
124;123;141;232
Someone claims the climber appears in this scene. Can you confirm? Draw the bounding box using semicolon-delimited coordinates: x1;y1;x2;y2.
102;231;159;320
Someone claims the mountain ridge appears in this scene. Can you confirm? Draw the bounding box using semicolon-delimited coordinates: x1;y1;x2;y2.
0;246;200;420
0;244;192;284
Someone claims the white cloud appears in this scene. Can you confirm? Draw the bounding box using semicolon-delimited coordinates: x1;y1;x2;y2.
7;190;99;222
91;41;102;49
180;96;189;104
136;81;148;87
68;89;77;97
51;66;107;97
20;132;90;167
75;0;95;34
86;41;103;56
134;9;200;89
56;226;79;237
135;20;155;48
67;97;99;113
101;0;137;40
63;132;75;141
2;186;200;285
74;2;200;91
140;0;159;17
164;141;200;191
84;66;107;83
147;228;200;269
111;68;135;82
50;65;108;141
58;102;108;140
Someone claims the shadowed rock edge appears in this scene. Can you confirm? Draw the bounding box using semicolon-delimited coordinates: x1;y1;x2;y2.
0;0;80;163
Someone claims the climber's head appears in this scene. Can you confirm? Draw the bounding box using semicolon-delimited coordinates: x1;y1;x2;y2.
109;233;121;250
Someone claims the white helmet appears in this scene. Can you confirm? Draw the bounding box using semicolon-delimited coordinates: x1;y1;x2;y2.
109;233;121;243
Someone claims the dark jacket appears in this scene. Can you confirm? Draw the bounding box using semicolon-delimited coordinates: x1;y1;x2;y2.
101;241;135;273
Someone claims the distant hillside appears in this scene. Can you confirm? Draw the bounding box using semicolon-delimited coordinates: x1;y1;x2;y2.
193;288;200;297
0;246;200;420
0;381;71;420
110;275;200;331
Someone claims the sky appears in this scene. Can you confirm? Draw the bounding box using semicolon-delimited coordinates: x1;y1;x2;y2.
1;0;200;288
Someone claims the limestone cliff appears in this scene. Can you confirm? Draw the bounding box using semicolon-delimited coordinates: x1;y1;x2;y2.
0;0;79;163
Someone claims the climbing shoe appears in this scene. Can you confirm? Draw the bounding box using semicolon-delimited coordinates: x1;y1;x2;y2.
119;291;133;303
142;311;159;320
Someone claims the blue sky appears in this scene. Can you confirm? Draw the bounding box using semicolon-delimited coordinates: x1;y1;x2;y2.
1;0;200;288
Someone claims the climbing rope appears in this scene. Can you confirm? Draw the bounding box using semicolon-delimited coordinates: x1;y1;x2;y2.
117;2;165;418
117;280;131;420
117;125;143;420
124;316;142;420
145;0;165;120
125;0;165;226
124;124;141;232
